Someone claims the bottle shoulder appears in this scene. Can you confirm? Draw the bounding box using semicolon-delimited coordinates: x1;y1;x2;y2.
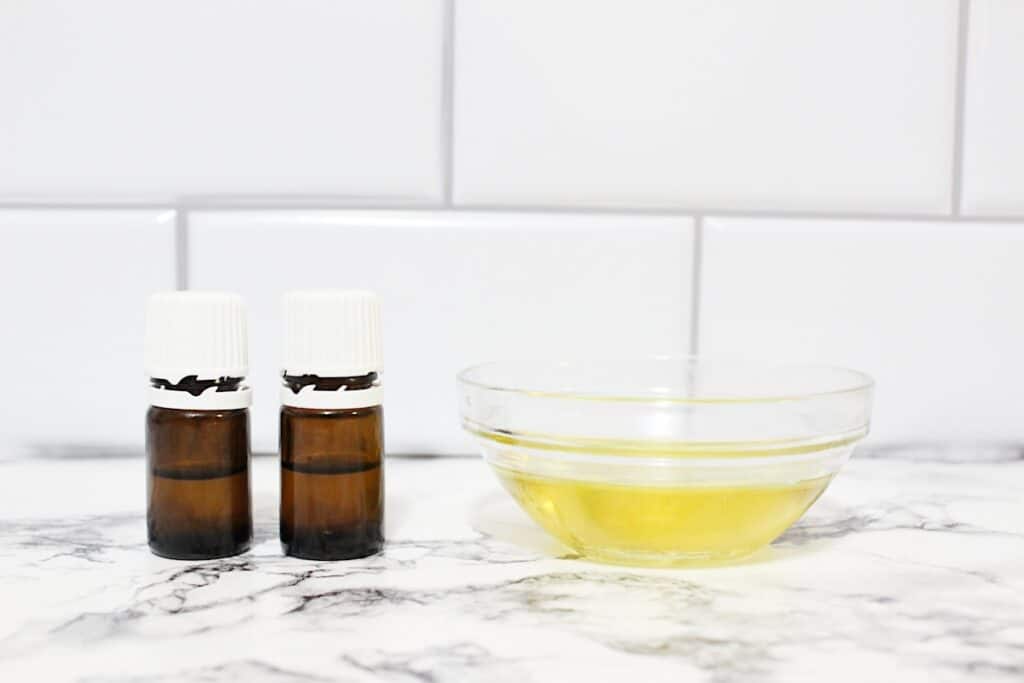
148;405;249;422
280;405;381;418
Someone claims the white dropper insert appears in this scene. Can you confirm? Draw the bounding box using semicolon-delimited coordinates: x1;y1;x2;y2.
281;290;383;409
145;291;252;410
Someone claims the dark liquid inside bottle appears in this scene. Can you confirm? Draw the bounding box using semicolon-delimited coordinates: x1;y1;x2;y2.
146;406;253;559
279;403;384;560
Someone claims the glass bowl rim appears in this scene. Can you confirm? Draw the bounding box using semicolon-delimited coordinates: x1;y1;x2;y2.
457;356;874;406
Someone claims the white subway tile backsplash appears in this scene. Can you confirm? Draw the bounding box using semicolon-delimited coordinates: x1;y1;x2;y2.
189;211;694;454
0;210;176;449
0;0;1016;458
453;1;959;213
962;0;1024;215
0;1;443;201
700;218;1024;443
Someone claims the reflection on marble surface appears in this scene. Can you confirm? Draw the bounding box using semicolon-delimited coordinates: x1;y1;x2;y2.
0;449;1021;682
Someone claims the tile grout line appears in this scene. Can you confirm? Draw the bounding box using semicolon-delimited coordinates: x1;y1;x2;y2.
446;205;1001;221
951;0;971;216
688;215;704;356
174;208;189;290
440;0;457;206
0;200;1022;223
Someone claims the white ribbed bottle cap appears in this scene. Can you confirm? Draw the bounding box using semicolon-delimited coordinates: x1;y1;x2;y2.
282;290;383;409
145;291;251;409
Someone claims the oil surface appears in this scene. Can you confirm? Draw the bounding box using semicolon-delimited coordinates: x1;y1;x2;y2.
493;453;832;565
280;461;383;560
147;468;252;559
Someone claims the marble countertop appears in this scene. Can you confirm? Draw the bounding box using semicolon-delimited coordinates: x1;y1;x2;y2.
0;445;1021;682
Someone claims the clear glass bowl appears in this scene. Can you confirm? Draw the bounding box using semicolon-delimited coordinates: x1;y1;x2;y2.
458;358;874;567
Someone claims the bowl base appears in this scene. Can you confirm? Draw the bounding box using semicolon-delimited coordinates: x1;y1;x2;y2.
565;544;764;568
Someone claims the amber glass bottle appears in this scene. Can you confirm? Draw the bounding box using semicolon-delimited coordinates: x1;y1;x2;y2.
279;291;385;560
144;292;253;560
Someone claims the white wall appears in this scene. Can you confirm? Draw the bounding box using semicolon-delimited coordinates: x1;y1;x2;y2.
0;1;1021;453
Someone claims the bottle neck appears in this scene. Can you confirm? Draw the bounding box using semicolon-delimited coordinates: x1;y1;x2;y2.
149;374;252;410
280;371;382;409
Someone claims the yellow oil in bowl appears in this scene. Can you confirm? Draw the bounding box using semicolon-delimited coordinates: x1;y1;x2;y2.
482;434;844;566
459;358;873;567
495;466;831;565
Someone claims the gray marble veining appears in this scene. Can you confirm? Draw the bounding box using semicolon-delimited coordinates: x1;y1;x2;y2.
0;448;1021;682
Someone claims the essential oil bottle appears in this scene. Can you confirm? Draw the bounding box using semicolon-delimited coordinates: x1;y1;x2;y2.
279;290;385;560
144;291;253;560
